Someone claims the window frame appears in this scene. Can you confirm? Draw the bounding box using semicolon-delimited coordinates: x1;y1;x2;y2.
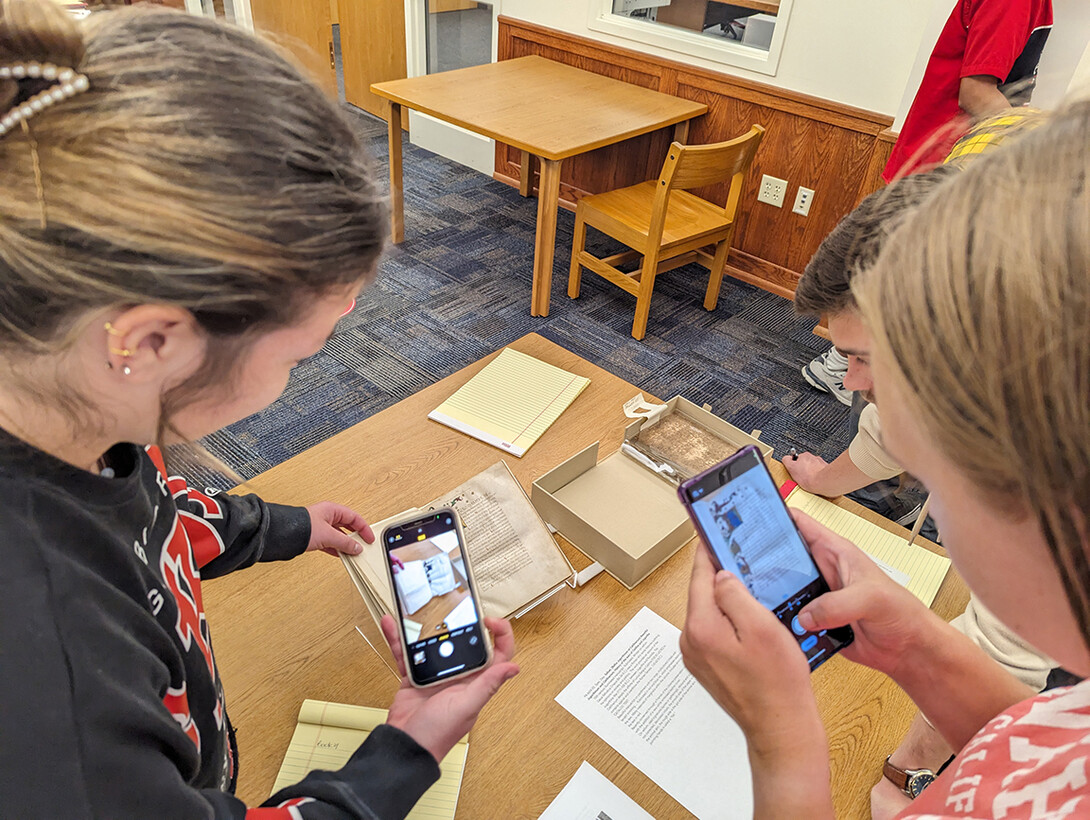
586;0;794;76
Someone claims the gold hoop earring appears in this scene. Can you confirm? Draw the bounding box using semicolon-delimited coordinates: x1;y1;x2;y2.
104;321;124;336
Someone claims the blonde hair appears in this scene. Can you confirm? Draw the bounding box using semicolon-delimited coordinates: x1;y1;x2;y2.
0;1;384;435
855;101;1090;640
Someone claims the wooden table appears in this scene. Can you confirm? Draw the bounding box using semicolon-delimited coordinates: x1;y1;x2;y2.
205;333;968;819
370;56;708;317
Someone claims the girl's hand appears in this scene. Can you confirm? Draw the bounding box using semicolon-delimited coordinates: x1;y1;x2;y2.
305;501;374;556
381;616;519;763
794;511;936;678
680;544;822;757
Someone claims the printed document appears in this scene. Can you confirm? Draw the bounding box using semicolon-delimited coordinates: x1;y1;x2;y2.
556;607;753;819
539;761;654;820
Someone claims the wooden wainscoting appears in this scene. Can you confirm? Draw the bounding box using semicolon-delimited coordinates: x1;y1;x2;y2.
496;17;893;299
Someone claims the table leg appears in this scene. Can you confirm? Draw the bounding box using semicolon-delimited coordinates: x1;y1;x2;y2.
531;158;562;317
673;119;690;145
388;102;405;244
519;150;534;197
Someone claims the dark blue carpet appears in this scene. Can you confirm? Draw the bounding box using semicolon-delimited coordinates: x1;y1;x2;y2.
183;106;850;488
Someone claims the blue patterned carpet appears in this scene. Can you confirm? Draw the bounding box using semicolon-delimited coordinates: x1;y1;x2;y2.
186;106;850;487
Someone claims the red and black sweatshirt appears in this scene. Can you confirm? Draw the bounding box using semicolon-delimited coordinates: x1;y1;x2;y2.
0;428;438;818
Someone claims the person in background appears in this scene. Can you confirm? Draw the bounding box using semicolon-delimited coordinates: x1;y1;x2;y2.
884;0;1052;181
0;2;517;817
682;99;1090;819
803;0;1052;402
788;168;954;539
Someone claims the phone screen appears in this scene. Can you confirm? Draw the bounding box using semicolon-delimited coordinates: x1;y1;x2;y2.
384;511;489;686
680;447;853;670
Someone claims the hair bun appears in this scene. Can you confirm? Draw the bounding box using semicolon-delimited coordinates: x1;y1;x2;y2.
0;0;86;70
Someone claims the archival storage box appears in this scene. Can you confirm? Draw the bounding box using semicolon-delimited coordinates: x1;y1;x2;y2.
531;398;772;588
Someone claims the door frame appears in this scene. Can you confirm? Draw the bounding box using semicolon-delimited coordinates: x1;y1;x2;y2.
185;0;253;29
403;0;501;176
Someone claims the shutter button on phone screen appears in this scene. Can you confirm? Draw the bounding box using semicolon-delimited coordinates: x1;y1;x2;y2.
438;641;454;658
790;615;806;636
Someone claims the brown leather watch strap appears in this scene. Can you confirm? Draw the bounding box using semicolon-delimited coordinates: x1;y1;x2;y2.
883;756;910;792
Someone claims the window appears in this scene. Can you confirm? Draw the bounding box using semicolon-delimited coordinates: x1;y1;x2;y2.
588;0;793;76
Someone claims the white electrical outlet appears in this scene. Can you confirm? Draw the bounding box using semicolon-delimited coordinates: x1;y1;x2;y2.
757;174;788;208
793;186;815;216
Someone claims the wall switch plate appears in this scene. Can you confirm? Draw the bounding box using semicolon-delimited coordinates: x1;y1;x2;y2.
757;174;788;208
792;186;815;216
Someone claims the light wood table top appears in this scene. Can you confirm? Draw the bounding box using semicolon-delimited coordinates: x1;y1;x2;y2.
370;56;707;318
371;55;707;162
205;332;968;819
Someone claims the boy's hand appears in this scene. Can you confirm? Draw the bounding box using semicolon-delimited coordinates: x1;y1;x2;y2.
305;501;374;556
783;451;829;491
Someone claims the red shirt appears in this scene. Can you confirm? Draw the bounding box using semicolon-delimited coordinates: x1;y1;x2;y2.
897;681;1090;819
884;0;1053;181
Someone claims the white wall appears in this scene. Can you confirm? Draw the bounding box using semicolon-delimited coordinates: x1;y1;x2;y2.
1035;0;1090;108
502;0;934;116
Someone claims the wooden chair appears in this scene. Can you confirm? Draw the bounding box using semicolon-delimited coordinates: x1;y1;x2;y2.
567;125;765;340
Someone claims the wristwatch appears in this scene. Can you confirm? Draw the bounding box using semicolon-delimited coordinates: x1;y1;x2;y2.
883;756;937;799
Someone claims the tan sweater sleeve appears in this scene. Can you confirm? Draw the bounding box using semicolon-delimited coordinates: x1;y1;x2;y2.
847;403;903;481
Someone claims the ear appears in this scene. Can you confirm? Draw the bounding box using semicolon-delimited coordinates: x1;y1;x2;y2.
103;305;206;385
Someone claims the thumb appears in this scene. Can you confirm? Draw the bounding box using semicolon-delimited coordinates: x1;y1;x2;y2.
319;526;362;555
460;661;520;713
711;570;765;631
798;584;869;633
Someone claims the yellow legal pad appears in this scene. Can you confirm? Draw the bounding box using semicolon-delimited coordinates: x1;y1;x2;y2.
272;699;467;819
428;347;590;457
785;487;951;607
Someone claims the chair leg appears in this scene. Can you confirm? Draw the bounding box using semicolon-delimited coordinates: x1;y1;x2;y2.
568;210;587;299
704;239;732;311
631;251;660;340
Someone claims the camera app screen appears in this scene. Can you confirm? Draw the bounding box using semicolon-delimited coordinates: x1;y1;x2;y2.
386;514;487;683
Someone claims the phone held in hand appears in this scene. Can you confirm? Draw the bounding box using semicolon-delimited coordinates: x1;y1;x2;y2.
382;508;492;687
677;445;854;671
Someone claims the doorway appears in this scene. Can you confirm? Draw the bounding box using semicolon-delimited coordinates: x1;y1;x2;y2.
406;0;500;175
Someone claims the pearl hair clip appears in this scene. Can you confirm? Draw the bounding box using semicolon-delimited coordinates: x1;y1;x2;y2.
0;62;90;138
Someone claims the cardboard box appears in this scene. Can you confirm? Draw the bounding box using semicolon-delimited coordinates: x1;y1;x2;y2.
531;442;693;589
531;397;774;588
624;396;773;482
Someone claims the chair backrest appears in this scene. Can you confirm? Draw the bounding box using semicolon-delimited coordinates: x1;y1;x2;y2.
661;125;764;191
653;125;765;222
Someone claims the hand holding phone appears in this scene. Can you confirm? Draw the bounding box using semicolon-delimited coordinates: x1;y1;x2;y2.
382;508;492;687
677;446;853;671
381;614;519;763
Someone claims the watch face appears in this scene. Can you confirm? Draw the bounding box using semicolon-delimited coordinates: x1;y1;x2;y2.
907;772;936;798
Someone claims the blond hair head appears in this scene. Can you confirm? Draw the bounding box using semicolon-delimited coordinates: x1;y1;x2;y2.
0;0;384;434
855;101;1090;640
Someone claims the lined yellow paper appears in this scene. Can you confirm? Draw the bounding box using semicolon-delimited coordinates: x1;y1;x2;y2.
272;699;467;819
785;488;951;607
428;348;590;457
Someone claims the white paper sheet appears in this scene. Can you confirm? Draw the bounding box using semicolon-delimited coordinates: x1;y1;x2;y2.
555;608;753;819
539;761;654;820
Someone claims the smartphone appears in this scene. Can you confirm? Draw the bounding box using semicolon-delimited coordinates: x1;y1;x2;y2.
677;445;853;671
382;508;492;687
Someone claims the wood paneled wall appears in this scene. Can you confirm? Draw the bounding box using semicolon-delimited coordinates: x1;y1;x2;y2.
496;17;892;298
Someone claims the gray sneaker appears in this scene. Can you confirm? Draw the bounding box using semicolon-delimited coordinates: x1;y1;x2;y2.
802;348;852;406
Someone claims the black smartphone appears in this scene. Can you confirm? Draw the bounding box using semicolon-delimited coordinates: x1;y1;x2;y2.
382;508;492;687
677;445;853;671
